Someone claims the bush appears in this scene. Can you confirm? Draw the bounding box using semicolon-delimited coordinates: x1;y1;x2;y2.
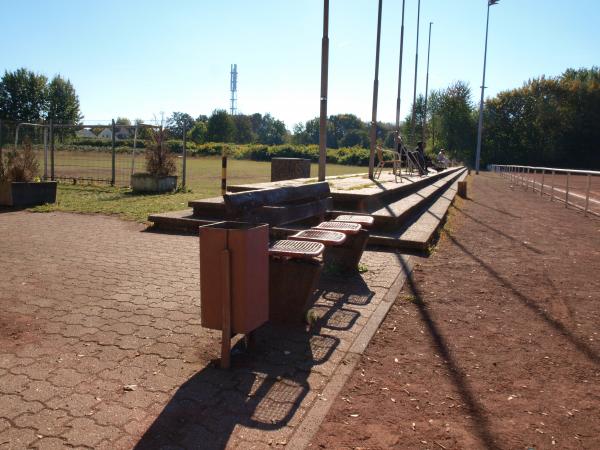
0;138;39;182
145;129;177;177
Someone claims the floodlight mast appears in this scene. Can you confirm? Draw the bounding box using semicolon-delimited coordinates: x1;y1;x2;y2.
475;0;499;174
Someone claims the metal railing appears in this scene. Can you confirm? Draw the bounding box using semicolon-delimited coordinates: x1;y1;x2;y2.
490;164;600;217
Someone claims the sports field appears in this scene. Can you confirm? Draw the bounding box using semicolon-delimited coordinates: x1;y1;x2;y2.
30;151;367;222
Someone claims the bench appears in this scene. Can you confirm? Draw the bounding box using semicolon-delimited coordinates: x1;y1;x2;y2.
223;181;332;227
224;183;373;323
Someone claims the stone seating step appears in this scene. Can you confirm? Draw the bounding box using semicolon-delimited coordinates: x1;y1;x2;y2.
369;169;468;250
331;169;464;230
147;209;222;234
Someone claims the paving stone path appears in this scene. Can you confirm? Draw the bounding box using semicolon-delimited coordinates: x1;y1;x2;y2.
0;211;407;449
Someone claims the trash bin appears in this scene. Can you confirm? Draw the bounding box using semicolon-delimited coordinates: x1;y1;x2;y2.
199;221;269;335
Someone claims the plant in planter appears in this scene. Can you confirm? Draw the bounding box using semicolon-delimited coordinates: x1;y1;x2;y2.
131;127;178;193
0;138;57;207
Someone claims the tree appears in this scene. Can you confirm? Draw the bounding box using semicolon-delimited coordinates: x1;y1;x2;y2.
206;110;235;142
233;114;256;143
115;117;131;126
432;81;476;162
481;67;600;169
340;129;369;148
0;68;48;122
47;75;82;125
187;121;207;144
256;114;287;145
166;112;195;138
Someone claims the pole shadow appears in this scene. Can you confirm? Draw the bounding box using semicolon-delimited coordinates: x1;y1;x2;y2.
395;255;501;450
441;229;599;366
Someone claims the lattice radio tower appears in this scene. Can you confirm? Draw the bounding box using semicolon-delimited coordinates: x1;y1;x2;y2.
230;64;238;115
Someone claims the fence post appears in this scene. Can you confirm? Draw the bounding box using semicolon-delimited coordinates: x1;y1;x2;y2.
550;170;555;201
43;126;48;180
111;119;116;186
584;174;591;217
131;124;138;177
50;120;55;181
565;171;570;208
221;153;227;195
540;170;545;197
182;124;187;189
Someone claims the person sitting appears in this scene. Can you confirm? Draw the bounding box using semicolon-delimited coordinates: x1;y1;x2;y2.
414;141;428;175
437;149;449;168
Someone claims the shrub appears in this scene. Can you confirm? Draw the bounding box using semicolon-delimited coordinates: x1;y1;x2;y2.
145;128;177;177
0;138;39;182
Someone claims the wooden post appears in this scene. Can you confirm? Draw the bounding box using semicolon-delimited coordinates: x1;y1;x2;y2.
50;120;55;181
221;154;227;195
318;0;329;182
220;248;232;369
368;0;383;180
458;180;467;198
111;120;116;186
565;172;570;208
584;174;591;217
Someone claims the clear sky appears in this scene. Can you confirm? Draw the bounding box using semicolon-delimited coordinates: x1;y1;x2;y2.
1;0;598;129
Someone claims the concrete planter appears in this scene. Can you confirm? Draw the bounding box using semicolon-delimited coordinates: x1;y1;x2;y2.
199;221;269;334
131;173;177;194
0;181;57;207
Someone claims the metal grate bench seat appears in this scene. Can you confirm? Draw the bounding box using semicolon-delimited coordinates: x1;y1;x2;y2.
314;221;362;234
289;229;346;245
269;239;325;259
333;214;375;228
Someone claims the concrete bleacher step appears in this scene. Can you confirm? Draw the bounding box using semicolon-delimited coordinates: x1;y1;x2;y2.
369;169;468;251
364;169;465;230
147;209;223;234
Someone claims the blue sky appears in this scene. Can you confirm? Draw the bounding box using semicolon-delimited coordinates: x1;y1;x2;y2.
1;0;598;128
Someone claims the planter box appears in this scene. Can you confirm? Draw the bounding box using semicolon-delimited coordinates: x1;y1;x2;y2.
0;181;57;207
131;174;177;193
199;221;269;334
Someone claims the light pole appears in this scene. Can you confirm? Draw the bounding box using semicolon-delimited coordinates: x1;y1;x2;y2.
318;0;329;182
422;21;432;145
394;0;407;134
410;0;421;147
368;0;383;179
475;0;499;174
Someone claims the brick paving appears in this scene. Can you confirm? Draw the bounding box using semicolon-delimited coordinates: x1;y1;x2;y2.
0;211;406;449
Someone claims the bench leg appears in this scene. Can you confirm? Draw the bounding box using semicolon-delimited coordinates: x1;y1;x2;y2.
269;257;323;324
323;229;369;273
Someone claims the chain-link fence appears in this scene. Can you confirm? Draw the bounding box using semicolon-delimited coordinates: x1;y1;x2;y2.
0;119;188;188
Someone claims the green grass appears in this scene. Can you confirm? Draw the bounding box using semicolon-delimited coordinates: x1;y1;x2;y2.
30;156;366;222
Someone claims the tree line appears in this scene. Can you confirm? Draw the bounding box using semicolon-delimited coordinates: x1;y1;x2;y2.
411;67;599;170
2;66;598;169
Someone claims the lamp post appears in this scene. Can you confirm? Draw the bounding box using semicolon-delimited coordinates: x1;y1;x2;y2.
394;0;407;134
368;0;383;179
422;21;432;144
475;0;499;174
410;0;421;147
318;0;329;182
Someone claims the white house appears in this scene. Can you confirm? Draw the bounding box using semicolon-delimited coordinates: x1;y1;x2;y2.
98;128;112;140
76;128;96;139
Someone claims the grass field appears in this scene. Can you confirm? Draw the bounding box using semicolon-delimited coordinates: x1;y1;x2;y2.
31;154;367;222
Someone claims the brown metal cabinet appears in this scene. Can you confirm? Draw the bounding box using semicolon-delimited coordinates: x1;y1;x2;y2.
199;221;269;335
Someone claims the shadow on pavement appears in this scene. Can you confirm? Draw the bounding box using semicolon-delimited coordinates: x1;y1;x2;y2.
134;272;375;450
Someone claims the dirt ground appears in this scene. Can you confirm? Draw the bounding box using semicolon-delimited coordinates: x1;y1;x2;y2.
511;171;600;214
311;173;600;450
